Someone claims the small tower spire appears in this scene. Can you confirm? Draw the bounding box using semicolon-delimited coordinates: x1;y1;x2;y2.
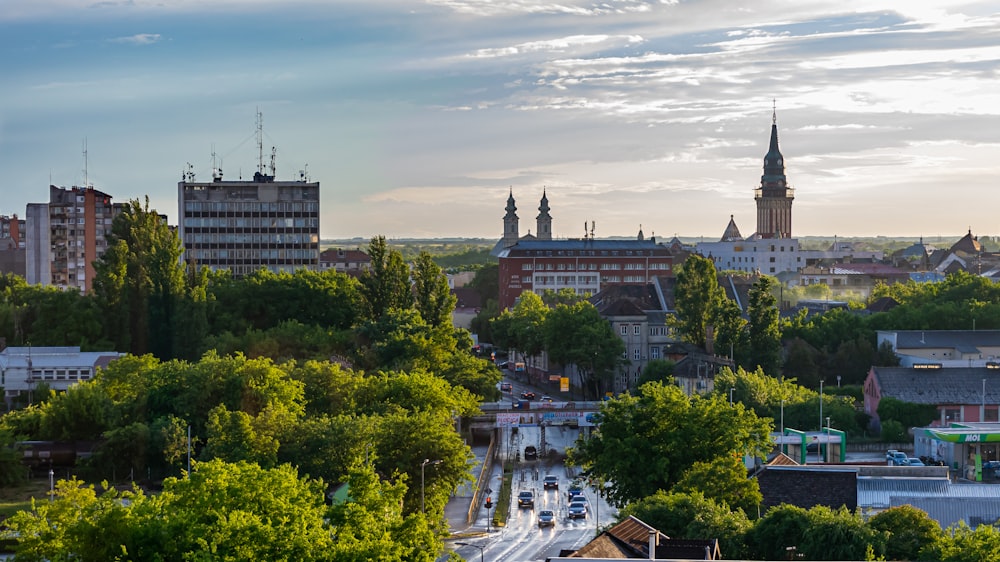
536;187;552;240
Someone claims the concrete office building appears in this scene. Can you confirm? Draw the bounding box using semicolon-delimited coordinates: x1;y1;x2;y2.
178;165;320;277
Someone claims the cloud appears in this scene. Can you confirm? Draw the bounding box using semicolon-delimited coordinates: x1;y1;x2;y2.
110;33;161;45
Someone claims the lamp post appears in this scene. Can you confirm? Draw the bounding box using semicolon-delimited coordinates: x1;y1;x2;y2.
421;459;441;515
48;468;54;502
818;379;824;462
455;542;485;562
983;378;987;422
780;398;785;454
729;387;735;407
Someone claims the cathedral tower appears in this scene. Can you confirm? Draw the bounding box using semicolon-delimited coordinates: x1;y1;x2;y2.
502;188;519;248
536;189;552;240
754;107;794;239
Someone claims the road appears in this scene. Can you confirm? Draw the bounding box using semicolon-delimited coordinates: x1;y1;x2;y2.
453;379;619;562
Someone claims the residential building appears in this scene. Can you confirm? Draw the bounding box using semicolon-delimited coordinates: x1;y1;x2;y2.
0;214;25;277
863;364;1000;433
0;345;123;404
25;185;120;292
319;248;370;276
876;330;1000;367
178;167;320;277
797;262;909;298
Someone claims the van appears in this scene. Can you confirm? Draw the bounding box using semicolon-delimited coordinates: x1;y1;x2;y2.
524;446;537;460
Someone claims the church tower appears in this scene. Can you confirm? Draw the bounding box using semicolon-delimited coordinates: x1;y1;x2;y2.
502;188;519;248
754;106;794;239
536;189;552;240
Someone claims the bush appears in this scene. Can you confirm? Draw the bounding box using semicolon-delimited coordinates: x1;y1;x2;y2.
881;419;906;442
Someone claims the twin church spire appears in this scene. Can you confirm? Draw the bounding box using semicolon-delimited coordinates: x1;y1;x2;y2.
502;188;552;249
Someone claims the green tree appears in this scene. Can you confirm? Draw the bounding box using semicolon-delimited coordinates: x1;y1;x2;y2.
867;505;943;561
568;381;772;506
920;522;1000;562
617;490;751;559
359;236;412;321
637;359;676;386
412;251;457;329
93;197;186;359
745;275;782;375
671;455;762;516
544;301;624;398
671;255;725;347
878;397;939;430
491;291;548;370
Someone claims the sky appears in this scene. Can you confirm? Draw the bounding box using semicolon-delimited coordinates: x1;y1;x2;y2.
1;1;999;242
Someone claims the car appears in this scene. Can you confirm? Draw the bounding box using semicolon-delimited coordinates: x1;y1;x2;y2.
524;446;538;461
886;449;900;461
500;382;512;392
568;493;587;505
520;391;536;400
517;490;534;508
888;451;908;466
567;501;588;519
905;457;925;466
567;483;583;499
543;475;559;489
540;395;553;402
537;509;555;527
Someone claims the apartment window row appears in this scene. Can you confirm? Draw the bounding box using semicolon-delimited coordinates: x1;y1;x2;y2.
619;324;642;336
183;201;319;213
182;217;318;229
183;233;320;245
187;249;318;261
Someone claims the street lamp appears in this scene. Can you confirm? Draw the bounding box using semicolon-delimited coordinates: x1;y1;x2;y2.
729;387;735;407
48;468;54;502
818;379;824;463
421;459;441;515
455;542;485;562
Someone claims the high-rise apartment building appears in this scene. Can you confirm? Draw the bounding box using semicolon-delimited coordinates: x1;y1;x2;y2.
177;169;320;277
25;185;119;292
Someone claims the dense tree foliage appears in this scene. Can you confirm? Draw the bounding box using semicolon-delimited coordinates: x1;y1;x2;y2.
568;380;771;507
745;504;885;561
617;490;752;558
744;275;782;375
867;505;943;561
360;235;412;322
671;254;726;347
543;300;625;399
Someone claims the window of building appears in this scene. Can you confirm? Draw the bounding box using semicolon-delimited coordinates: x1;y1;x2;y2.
522;263;533;270
620;325;627;335
634;325;640;335
650;346;660;359
634;348;641;361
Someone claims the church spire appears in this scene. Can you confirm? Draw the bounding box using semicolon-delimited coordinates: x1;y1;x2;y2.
502;186;519;248
536;187;552;240
755;104;794;239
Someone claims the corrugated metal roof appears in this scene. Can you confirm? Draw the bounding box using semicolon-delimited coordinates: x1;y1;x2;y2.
872;366;1000;405
894;497;1000;529
857;476;952;509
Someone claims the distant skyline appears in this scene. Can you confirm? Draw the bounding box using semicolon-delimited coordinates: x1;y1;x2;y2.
2;1;999;241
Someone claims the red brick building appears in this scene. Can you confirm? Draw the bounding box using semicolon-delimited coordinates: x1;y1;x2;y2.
497;238;673;310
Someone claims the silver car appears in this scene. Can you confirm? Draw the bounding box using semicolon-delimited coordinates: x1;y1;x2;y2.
567;501;588;519
537;509;555;527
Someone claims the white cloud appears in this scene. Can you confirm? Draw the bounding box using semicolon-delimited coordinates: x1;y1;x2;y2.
110;33;161;45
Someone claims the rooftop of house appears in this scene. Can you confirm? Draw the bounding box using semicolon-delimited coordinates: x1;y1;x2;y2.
882;330;1000;350
870;366;1000;404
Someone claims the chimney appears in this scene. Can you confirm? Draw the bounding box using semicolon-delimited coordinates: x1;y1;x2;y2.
648;529;657;560
705;325;715;356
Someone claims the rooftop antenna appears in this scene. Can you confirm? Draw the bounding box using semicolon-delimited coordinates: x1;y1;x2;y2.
590;221;596;240
772;98;777;125
299;164;309;182
211;145;223;180
256;108;264;175
270;146;277;178
82;138;89;188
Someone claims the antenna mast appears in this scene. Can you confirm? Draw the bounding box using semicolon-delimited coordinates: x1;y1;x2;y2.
256;108;264;175
82;138;89;188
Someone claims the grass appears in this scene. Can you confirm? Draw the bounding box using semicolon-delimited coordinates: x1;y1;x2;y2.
0;479;51;521
492;461;514;528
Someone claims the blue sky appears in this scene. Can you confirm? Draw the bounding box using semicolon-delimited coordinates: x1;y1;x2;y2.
2;1;999;241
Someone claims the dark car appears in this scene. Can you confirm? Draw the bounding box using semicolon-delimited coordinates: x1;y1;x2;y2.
517;490;534;508
543;475;559;489
567;483;583;499
500;382;513;392
537;509;555;527
520;391;536;400
524;446;537;460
